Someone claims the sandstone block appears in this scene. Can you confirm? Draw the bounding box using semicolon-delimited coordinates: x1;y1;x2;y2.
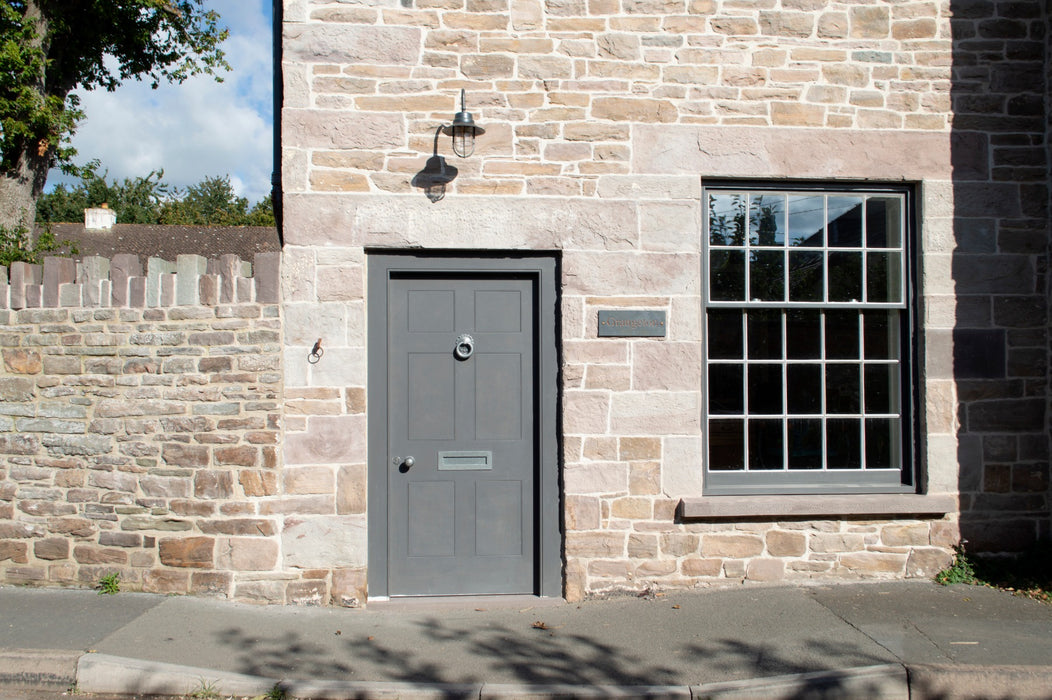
810;533;866;553
142;569;190;595
564;462;629;495
629;462;661;496
287;579;328;606
158;537;215;568
566;531;626;557
215;446;258;467
191;571;233;597
565;495;601;530
73;545;127;565
195;471;234;499
34;538;69;560
766;530;807;557
682;557;721;576
216;537;279;571
906;548;954;577
589;560;633;578
611;496;652;519
882;523;931;547
336;464;367;515
0;541;28;563
628;533;659;558
660;533;699;557
2;349;42;374
592;97;677;123
332;568;367;607
702;534;764;558
283;516;366;569
746;558;786;582
839;551;907;574
285;415;365;465
636;560;677;577
285;466;335;495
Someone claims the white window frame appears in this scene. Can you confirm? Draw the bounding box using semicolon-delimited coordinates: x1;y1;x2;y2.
702;182;918;495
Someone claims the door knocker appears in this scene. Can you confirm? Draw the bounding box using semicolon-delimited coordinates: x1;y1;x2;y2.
454;334;475;360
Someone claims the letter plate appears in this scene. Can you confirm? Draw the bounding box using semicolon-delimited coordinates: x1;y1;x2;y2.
438;451;493;471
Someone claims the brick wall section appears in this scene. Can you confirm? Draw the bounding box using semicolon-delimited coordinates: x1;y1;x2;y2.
944;1;1051;551
0;254;347;605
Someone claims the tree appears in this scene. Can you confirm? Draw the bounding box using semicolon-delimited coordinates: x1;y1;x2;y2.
35;162;170;224
159;174;247;226
35;167;276;227
0;1;228;229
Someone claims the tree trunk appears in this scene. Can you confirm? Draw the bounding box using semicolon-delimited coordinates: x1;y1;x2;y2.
0;148;52;231
0;0;53;231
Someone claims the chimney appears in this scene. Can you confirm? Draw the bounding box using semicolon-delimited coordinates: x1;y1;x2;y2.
85;204;117;230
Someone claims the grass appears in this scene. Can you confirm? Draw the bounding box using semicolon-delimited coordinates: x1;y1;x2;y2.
936;541;1052;604
96;572;120;595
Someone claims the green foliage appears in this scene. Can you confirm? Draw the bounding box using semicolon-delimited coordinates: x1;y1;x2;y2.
36;161;171;224
36;166;275;227
261;684;288;700
0;219;77;266
96;572;121;595
0;1;228;176
160;175;248;226
935;545;977;586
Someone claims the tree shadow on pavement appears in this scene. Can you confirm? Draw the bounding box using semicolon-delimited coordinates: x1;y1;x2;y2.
216;615;680;686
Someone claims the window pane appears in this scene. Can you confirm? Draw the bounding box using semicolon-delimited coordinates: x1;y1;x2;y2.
826;364;860;414
863;311;900;359
787;364;821;414
750;251;785;301
748;364;783;414
709;365;743;414
709;193;747;246
709;419;744;470
787;419;822;469
788;250;823;302
710;250;745;301
828;252;862;301
749;419;784;470
750;194;785;246
864;364;899;414
866;252;902;303
786;310;821;359
865;418;901;469
748;309;782;359
827;418;861;468
788;194;824;247
827;196;863;247
708;310;744;359
824;310;860;359
865;196;902;248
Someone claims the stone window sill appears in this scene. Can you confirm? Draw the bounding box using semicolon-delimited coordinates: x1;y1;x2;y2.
679;494;956;521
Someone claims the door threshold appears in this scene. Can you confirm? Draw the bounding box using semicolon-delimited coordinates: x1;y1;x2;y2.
367;594;564;611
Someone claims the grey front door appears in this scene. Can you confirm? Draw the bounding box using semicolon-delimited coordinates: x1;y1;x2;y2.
386;273;536;595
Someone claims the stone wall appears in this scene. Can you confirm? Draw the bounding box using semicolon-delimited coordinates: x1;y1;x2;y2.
0;254;359;604
277;0;1016;601
946;1;1051;552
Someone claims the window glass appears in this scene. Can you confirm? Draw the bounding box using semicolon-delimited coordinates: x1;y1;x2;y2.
704;186;911;493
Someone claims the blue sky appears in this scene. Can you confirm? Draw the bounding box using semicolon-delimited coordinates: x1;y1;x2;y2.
49;0;275;205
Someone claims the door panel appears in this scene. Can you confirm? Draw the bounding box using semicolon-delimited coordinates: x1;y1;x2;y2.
388;274;536;596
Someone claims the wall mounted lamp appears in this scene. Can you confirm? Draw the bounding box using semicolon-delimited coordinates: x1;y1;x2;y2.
443;89;485;158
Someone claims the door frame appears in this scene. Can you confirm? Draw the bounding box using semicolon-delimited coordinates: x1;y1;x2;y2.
366;251;561;599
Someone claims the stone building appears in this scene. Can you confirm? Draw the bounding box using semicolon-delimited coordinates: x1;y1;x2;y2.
0;0;1049;604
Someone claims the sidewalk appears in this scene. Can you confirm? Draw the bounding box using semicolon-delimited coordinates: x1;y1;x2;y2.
1;580;1051;699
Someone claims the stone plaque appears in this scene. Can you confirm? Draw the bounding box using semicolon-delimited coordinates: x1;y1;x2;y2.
597;310;667;337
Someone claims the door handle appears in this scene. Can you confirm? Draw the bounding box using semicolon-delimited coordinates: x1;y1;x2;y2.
393;456;415;471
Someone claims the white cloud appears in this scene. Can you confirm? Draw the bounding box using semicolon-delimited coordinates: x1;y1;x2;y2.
49;0;275;205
